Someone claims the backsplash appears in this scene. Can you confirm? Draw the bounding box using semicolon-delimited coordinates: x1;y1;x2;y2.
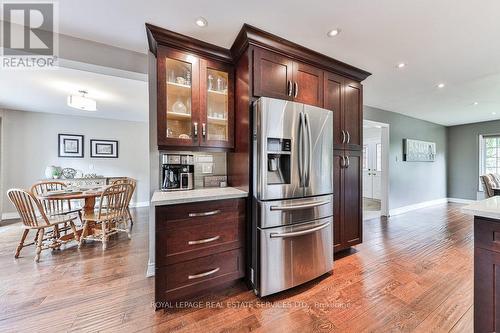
193;152;226;188
160;151;227;189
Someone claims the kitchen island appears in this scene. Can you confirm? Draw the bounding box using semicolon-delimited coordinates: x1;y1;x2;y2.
463;196;500;332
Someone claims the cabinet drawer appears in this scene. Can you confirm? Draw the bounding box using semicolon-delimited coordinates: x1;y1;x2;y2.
156;217;244;266
155;198;245;230
475;217;500;252
156;249;244;302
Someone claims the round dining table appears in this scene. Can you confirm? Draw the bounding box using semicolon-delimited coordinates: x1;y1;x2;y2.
36;188;104;241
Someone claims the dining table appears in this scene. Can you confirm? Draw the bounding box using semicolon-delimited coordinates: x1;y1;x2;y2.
36;187;104;241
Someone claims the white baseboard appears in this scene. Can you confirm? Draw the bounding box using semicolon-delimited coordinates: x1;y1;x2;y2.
1;212;19;220
448;198;475;204
130;201;150;208
388;198;448;216
146;260;155;277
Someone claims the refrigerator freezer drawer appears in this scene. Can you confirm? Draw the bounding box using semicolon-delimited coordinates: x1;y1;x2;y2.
257;218;333;297
254;194;333;228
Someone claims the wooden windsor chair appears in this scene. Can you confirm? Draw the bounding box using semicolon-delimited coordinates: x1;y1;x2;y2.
79;183;134;250
7;189;79;262
111;178;136;226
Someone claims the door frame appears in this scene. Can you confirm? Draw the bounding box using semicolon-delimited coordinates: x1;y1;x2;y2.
363;120;390;217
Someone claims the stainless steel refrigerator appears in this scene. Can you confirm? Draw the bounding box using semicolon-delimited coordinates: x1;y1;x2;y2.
251;97;334;297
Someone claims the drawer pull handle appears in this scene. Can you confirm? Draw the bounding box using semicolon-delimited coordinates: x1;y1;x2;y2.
188;267;220;280
270;200;330;211
188;209;221;217
188;235;220;245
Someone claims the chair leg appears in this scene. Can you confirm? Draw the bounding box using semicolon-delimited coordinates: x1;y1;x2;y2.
35;229;45;262
69;220;79;242
102;221;108;250
15;229;29;258
78;221;88;249
128;208;134;226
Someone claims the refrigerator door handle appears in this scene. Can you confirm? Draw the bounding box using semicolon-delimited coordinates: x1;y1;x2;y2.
298;112;305;187
304;113;312;187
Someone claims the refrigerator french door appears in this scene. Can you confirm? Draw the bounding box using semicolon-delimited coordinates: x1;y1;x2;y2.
252;97;334;297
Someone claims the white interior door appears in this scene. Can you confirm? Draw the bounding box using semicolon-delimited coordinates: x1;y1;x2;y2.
363;169;372;198
371;171;381;199
362;138;382;200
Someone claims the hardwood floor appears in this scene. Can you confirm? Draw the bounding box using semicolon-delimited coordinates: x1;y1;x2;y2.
0;203;473;332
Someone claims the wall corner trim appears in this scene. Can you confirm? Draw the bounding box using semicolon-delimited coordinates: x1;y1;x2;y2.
146;260;155;277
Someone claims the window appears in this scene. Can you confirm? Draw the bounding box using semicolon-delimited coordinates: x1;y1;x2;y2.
363;145;368;170
376;143;382;171
479;134;500;190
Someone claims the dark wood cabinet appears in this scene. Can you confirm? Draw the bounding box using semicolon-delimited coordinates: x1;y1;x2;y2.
344;81;363;150
253;48;323;107
474;216;500;332
333;150;362;252
324;72;344;148
147;26;235;150
253;48;294;101
293;61;323;107
324;73;363;151
155;198;246;307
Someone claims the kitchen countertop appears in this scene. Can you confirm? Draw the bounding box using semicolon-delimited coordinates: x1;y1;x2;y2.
462;196;500;219
151;187;248;206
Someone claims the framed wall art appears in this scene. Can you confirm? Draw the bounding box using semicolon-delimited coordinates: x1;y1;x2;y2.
58;134;84;158
403;138;436;162
90;139;119;158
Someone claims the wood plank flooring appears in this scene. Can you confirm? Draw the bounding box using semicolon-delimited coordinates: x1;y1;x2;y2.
0;203;473;332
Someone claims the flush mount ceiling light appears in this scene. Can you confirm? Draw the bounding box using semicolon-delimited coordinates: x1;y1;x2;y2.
437;83;445;89
327;28;341;37
67;90;97;111
195;17;208;27
397;62;406;69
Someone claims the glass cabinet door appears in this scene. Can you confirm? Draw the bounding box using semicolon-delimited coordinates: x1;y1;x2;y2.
201;60;234;148
157;47;199;147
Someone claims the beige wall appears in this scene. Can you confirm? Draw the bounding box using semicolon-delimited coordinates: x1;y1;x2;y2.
1;109;149;218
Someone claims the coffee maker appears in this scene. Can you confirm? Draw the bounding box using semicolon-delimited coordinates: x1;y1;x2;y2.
161;154;194;191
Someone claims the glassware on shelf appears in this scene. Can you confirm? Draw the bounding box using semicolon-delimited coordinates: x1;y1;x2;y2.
208;75;214;91
168;70;175;83
186;70;191;86
217;77;223;91
172;97;187;114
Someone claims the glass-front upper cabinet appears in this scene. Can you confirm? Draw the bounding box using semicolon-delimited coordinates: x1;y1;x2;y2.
200;59;234;149
156;46;233;149
157;47;199;147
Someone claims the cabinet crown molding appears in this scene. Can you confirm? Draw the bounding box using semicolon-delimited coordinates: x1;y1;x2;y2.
231;24;371;82
146;23;371;82
146;23;233;63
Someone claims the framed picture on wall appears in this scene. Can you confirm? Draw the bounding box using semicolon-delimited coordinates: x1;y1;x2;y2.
90;139;119;158
58;134;84;158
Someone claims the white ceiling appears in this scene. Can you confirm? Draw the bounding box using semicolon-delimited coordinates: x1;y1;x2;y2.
5;0;500;126
0;66;148;122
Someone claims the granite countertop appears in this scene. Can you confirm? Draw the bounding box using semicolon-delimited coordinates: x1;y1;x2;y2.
462;196;500;219
151;187;248;206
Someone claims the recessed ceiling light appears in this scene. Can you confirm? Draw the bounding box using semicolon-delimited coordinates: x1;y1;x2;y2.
492;112;497;115
195;17;208;27
397;62;406;69
437;83;445;88
327;28;341;37
67;90;97;111
473;102;479;106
